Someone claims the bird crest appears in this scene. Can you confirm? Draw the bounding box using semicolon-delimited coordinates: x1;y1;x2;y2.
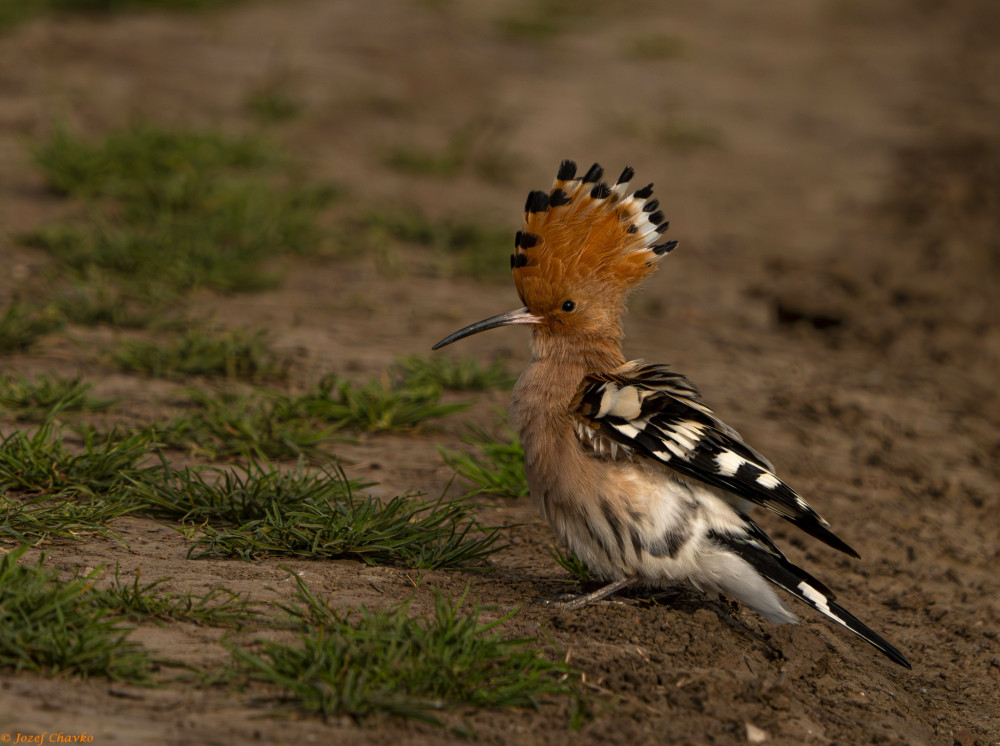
511;160;677;313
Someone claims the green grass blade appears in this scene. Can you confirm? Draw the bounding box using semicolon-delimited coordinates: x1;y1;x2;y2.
228;577;582;724
0;370;117;421
0;546;152;682
0;302;63;353
439;423;528;498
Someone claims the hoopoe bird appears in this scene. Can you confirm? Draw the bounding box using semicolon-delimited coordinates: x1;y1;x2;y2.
433;160;910;668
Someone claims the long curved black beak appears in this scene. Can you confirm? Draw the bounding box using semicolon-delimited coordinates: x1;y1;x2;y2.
432;307;543;349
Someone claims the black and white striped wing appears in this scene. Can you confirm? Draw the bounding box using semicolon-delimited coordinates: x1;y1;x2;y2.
573;363;860;558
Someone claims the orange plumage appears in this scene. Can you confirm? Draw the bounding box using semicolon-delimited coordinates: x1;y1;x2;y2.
512;162;675;318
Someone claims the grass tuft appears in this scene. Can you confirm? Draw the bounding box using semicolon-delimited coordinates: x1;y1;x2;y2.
229;577;581;724
393;354;513;391
34;125;273;200
440;424;528;498
382;123;517;184
302;374;470;432
133;459;504;568
52;275;184;329
547;544;593;582
93;566;259;627
21;183;335;295
23;126;338;298
0;545;152;682
149;388;339;460
0;302;63;353
361;209;511;280
0;423;154;545
134;457;363;524
495;0;602;42
148;372;466;459
111;328;289;382
0;422;155;498
1;492;137;546
0;370;117;421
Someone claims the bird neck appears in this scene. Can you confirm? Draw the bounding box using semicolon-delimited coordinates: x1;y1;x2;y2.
527;327;626;375
511;328;622;429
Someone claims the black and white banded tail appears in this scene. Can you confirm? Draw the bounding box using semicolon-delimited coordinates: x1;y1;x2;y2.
712;525;911;668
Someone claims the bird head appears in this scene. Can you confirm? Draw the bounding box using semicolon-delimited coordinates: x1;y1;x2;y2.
433;160;677;367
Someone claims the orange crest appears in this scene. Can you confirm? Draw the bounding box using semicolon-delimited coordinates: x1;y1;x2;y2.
511;161;677;313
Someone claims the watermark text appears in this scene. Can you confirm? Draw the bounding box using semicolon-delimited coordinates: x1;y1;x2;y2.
1;733;94;744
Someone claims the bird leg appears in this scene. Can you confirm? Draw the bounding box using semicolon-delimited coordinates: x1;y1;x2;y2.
544;576;638;610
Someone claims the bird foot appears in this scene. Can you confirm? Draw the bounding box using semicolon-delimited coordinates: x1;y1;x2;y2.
536;577;638;610
537;592;600;610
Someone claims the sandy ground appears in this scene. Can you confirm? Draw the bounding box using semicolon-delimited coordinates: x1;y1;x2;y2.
1;1;999;744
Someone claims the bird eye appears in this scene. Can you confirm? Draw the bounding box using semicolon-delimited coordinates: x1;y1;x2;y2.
561;300;576;312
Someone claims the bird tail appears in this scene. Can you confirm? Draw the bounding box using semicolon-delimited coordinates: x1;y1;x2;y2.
714;529;912;669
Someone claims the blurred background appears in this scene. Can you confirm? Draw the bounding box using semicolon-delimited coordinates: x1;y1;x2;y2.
1;0;998;376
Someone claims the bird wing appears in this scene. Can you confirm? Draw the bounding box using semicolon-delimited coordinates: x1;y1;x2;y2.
572;362;860;558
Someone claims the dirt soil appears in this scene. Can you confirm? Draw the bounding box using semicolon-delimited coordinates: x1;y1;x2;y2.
1;1;999;744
